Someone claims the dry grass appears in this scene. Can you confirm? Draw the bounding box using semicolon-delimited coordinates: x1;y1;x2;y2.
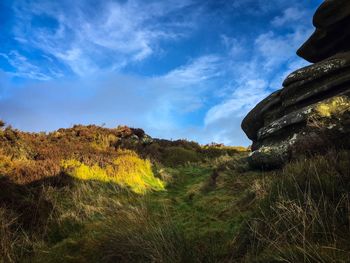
0;208;17;263
1;123;349;262
235;150;350;262
89;205;193;263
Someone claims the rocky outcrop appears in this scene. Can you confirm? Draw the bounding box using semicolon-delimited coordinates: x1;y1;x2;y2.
242;0;350;168
297;0;350;63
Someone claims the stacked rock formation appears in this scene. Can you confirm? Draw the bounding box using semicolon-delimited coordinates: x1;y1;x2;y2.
242;0;350;168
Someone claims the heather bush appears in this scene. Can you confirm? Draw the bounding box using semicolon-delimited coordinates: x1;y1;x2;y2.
161;146;201;167
201;145;247;159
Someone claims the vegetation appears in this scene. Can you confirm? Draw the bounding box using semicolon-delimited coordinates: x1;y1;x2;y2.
61;150;165;194
234;150;350;262
0;124;349;262
314;96;350;118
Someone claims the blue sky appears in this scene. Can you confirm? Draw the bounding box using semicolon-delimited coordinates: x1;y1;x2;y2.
0;0;322;146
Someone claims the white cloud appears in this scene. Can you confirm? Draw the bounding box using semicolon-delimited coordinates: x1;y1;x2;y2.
271;7;308;27
205;79;269;125
144;55;222;131
0;51;55;80
161;55;222;86
0;54;221;139
221;35;246;58
231;0;298;15
11;0;198;76
1;0;320;146
255;29;309;70
54;48;99;77
203;4;313;145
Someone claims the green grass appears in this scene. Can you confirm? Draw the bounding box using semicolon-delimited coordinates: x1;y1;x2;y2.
149;165;253;239
1;149;350;262
0;151;257;262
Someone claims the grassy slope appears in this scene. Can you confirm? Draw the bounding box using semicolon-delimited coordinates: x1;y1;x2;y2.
28;156;261;263
26;151;349;263
0;124;350;262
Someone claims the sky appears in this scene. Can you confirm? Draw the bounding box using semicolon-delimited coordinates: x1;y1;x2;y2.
0;0;323;146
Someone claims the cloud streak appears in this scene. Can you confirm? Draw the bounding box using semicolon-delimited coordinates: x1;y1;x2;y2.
202;2;317;145
10;0;199;76
0;55;221;140
0;51;57;80
0;0;322;146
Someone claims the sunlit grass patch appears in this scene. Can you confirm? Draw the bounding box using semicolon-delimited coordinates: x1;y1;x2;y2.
61;149;165;194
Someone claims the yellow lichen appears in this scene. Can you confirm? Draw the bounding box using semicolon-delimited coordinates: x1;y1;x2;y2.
315;96;350;118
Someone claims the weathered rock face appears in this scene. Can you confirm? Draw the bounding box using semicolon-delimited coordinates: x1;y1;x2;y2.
242;0;350;168
297;0;350;63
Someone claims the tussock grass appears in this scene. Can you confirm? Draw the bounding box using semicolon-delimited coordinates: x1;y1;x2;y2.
1;122;349;262
236;150;350;262
89;206;194;263
2;148;350;262
29;178;234;263
0;208;18;263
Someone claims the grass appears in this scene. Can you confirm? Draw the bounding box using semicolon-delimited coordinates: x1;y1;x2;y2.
62;149;165;194
0;150;256;262
0;124;349;262
0;208;18;263
40;152;264;262
1;149;350;262
234;150;350;262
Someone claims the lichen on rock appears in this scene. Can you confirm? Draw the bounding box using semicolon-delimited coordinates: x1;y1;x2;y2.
241;0;350;168
314;96;350;118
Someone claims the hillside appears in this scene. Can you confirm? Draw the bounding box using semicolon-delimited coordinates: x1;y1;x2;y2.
0;123;350;262
2;1;350;262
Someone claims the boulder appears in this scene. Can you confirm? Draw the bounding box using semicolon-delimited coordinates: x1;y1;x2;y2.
297;0;350;63
313;0;350;28
242;0;350;168
247;96;350;168
241;90;281;141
